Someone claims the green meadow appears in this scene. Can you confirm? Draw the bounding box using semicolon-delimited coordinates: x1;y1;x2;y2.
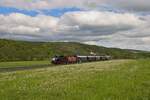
0;59;150;100
0;61;50;68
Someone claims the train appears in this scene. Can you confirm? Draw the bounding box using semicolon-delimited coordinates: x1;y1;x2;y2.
51;55;111;64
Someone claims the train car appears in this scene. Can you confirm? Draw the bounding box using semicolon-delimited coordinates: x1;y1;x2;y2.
51;55;111;65
51;56;66;64
77;56;88;63
67;56;78;64
51;55;78;64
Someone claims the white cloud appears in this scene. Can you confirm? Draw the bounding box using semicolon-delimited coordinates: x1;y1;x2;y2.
110;0;150;12
59;11;144;32
0;13;58;37
0;11;150;51
0;0;150;12
0;0;89;9
97;34;150;51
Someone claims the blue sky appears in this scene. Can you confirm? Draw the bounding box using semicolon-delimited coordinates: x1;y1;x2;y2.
0;6;82;17
0;6;38;16
0;0;150;51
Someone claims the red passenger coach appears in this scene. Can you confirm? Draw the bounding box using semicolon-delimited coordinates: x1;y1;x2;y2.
67;56;78;64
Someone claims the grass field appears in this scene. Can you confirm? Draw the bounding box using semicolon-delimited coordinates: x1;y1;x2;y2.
0;59;150;100
0;61;50;68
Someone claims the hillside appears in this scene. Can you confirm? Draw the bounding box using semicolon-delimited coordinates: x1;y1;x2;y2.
0;39;150;62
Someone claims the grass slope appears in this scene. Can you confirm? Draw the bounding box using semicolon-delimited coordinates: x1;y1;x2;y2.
0;39;150;62
0;61;50;68
0;59;150;100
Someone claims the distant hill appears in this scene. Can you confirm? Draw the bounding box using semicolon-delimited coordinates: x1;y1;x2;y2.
0;39;150;62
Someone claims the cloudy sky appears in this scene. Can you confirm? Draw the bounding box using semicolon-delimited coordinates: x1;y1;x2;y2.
0;0;150;51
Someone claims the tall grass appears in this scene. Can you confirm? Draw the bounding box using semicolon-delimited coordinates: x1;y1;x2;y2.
0;61;50;68
0;59;149;100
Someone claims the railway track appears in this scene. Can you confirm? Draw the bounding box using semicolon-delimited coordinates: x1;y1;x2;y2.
0;64;52;73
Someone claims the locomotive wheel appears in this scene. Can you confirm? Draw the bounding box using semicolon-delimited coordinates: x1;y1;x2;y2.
78;59;82;63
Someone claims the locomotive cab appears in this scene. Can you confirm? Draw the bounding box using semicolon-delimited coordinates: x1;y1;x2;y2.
51;56;57;64
51;56;64;64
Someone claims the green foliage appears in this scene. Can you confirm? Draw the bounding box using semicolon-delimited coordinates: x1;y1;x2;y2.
0;39;150;62
0;60;150;100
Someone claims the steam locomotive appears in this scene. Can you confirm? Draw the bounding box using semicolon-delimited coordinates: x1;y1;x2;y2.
51;55;111;64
